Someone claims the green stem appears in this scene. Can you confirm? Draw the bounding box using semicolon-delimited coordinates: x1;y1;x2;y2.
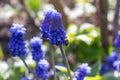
19;56;35;78
59;45;73;80
49;44;57;80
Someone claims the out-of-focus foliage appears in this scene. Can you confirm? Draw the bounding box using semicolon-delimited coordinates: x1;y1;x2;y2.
55;65;73;74
86;75;102;80
89;60;101;76
67;23;103;62
25;0;42;16
0;61;9;79
102;72;117;80
0;54;35;80
0;45;4;59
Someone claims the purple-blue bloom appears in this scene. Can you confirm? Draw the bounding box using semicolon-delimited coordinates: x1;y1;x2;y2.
35;59;49;80
8;23;27;57
30;37;44;61
40;10;68;45
41;10;67;45
114;31;120;47
74;63;91;80
21;77;33;80
114;60;120;72
40;10;53;39
49;10;68;46
100;63;109;75
108;52;118;69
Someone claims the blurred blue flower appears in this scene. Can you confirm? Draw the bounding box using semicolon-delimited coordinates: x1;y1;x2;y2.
21;77;33;80
74;63;91;80
114;60;120;72
40;10;53;39
35;59;49;80
108;52;118;69
8;23;27;57
49;10;68;46
100;63;109;75
30;37;44;61
114;31;120;47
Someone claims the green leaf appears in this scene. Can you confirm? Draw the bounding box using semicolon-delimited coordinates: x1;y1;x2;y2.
67;39;103;62
66;24;102;62
55;65;73;75
102;72;117;80
0;75;3;80
0;45;4;59
88;60;101;76
75;34;92;45
8;67;23;80
25;0;41;14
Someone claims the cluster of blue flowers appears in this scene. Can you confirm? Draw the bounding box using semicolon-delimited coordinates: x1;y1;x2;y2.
8;10;92;80
8;23;27;57
8;23;49;80
108;31;120;71
74;63;91;80
30;37;45;61
108;52;118;69
111;31;120;72
30;37;49;80
100;31;120;75
41;10;68;46
34;59;49;80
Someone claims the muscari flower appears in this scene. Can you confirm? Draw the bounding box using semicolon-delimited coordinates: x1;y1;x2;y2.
40;10;53;39
35;59;49;80
8;23;27;57
114;31;120;47
49;10;68;46
108;52;118;69
30;37;44;61
74;63;91;80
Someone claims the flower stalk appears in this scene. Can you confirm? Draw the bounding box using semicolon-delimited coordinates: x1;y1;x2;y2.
50;44;57;80
49;44;57;80
59;45;73;80
19;56;33;74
